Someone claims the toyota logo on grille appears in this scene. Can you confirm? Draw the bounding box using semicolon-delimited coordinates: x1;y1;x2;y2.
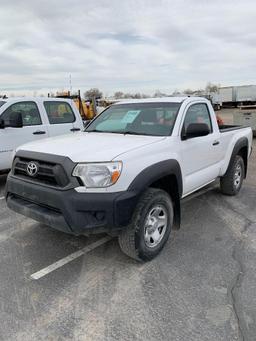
26;161;39;177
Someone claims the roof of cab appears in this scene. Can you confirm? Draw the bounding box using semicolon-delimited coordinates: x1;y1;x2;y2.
112;96;206;105
4;97;74;103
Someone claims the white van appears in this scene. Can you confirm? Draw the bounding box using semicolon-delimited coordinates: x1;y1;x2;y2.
0;97;84;173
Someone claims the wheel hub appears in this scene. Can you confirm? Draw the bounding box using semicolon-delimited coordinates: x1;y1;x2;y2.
144;205;168;248
234;163;242;189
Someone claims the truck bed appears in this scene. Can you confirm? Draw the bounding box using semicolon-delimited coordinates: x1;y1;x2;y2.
218;124;249;133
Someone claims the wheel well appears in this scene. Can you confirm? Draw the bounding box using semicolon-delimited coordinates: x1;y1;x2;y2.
237;146;248;177
150;174;181;229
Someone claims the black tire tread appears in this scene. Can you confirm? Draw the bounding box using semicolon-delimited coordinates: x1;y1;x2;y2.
118;188;172;261
220;155;244;196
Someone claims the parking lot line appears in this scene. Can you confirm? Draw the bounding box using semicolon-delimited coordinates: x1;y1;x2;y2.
30;236;112;280
0;196;4;200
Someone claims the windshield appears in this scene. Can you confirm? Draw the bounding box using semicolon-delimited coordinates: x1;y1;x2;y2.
0;101;6;108
85;102;181;136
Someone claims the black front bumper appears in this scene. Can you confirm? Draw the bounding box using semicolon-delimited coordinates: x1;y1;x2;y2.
6;175;139;235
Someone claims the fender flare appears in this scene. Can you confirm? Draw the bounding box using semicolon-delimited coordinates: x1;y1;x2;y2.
128;160;182;229
224;137;249;178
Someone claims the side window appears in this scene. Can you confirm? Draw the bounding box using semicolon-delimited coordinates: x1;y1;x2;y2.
44;101;75;124
1;101;41;126
183;103;212;132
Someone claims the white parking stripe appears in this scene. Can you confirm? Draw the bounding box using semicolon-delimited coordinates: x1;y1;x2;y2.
0;196;4;200
30;236;112;280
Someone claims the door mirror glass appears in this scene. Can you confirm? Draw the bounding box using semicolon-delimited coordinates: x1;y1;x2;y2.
183;123;210;139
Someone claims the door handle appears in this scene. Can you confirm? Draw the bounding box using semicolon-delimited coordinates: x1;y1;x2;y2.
33;131;46;135
70;128;81;132
212;140;220;146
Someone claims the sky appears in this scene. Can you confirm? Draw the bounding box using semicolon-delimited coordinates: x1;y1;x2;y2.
0;0;256;97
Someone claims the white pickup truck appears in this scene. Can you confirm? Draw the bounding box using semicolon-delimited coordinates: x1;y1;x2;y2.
0;97;84;173
6;97;252;261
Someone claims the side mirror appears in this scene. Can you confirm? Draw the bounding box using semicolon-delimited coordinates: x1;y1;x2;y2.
9;112;23;128
182;123;210;140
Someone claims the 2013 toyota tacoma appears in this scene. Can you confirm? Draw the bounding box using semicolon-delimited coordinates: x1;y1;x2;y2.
6;97;253;261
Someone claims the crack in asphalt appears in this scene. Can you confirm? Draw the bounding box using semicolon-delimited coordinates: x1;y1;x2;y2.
229;240;246;341
229;218;255;341
222;209;254;341
205;193;255;341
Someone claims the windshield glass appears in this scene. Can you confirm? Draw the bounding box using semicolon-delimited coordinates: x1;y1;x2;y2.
0;101;6;108
86;102;181;136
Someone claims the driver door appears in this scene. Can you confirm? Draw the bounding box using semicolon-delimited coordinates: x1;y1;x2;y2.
180;103;221;196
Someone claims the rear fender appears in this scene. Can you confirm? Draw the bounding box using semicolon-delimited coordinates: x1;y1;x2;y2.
223;137;249;178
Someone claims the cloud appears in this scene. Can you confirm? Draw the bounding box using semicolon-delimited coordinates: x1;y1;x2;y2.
0;0;255;96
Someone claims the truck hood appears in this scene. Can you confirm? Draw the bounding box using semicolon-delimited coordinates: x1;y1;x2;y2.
18;132;165;162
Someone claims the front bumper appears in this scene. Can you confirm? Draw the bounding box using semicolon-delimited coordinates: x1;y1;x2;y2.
6;175;139;235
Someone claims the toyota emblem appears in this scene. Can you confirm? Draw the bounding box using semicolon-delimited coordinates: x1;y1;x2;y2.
26;161;39;177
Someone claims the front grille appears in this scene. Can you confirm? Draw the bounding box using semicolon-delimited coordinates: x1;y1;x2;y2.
13;157;69;187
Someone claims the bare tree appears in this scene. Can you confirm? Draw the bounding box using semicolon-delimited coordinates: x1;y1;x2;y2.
114;91;124;99
172;89;181;96
140;93;148;98
133;93;143;99
184;88;194;95
153;90;167;98
84;88;103;100
121;92;149;99
205;82;220;94
123;93;132;99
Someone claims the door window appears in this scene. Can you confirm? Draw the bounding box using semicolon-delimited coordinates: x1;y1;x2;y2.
183;103;212;132
1;101;41;126
44;101;75;124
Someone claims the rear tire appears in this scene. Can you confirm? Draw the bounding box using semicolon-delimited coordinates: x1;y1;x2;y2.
118;188;173;262
220;155;244;196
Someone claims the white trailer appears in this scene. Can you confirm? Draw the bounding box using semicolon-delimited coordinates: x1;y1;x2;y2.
236;85;256;103
219;87;235;103
209;93;222;110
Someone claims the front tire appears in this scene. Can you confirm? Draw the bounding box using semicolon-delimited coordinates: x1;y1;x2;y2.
220;155;245;196
118;188;173;261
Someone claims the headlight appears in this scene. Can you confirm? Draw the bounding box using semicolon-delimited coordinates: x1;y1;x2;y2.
73;161;122;188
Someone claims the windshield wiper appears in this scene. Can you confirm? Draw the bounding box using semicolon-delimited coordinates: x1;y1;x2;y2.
122;131;154;136
85;129;103;133
86;129;124;134
86;129;155;136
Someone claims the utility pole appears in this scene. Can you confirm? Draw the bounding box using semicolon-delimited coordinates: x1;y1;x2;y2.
69;74;72;94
